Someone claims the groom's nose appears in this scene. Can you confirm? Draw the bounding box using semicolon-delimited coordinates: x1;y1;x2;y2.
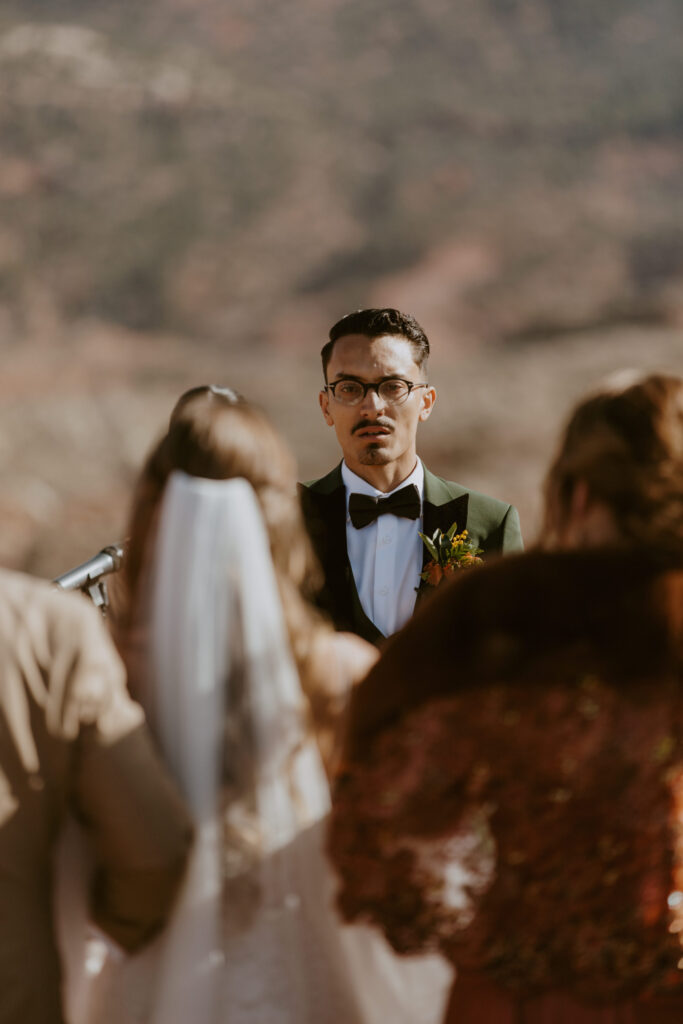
359;386;386;415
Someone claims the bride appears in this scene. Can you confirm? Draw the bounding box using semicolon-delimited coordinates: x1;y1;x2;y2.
77;387;451;1024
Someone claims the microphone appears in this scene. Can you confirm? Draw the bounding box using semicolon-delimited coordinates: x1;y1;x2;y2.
53;544;124;594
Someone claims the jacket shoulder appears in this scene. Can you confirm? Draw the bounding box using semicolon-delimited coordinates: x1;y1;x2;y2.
422;467;522;553
0;567;139;740
301;463;344;495
464;485;515;524
0;567;93;637
423;468;511;522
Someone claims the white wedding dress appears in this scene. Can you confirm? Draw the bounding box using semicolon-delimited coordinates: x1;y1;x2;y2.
60;473;451;1024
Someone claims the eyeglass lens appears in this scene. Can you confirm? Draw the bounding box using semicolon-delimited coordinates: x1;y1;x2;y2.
332;379;412;405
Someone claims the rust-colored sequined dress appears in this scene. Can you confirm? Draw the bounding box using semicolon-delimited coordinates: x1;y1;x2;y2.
329;550;683;1023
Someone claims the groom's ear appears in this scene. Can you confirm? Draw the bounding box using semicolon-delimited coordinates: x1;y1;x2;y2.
319;388;335;426
418;385;437;423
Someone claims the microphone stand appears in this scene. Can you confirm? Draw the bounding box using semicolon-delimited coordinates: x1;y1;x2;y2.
53;543;124;614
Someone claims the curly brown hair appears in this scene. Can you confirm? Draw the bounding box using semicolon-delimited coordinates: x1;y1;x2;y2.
542;373;683;557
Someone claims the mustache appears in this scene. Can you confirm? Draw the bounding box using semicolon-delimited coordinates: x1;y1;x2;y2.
352;418;394;435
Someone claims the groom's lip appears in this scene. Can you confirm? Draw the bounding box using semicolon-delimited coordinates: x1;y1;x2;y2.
355;428;391;438
353;422;393;437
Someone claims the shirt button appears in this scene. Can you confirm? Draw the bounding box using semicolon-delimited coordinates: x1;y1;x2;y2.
378;586;389;596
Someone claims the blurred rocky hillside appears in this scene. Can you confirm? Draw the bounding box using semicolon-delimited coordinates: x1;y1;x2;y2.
0;0;681;576
1;0;682;345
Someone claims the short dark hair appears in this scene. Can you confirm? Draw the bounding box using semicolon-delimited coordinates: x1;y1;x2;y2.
321;308;430;379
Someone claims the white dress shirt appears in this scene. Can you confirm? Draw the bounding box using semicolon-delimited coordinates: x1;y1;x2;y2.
342;460;424;638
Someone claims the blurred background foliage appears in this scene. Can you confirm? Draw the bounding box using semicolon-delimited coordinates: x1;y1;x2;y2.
0;0;681;575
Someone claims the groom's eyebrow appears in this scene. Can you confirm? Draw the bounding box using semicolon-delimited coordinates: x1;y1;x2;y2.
331;373;404;382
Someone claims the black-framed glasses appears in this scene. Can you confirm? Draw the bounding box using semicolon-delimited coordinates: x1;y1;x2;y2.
323;377;430;407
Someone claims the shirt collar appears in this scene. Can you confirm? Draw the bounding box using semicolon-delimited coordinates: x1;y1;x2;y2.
341;459;424;510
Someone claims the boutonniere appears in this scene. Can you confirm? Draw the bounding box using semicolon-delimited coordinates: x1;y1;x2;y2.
419;525;483;587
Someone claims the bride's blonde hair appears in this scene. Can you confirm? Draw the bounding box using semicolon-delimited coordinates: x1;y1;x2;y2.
542;372;683;556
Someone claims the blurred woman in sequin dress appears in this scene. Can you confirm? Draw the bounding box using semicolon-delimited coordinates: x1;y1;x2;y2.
329;372;683;1023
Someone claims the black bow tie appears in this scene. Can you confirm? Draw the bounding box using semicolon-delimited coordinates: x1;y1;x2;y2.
348;484;421;529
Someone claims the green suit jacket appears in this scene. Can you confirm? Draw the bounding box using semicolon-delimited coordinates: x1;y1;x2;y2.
300;461;523;644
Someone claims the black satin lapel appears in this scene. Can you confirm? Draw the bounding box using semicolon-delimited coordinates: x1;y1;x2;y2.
322;492;384;643
420;493;469;570
301;484;384;642
301;484;351;613
349;588;384;645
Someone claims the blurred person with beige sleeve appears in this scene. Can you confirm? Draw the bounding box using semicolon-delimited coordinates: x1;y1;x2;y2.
0;568;193;1024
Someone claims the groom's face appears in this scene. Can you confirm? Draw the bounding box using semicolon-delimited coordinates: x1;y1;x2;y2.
319;334;436;479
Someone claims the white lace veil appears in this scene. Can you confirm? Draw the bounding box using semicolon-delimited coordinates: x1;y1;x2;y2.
147;471;335;1021
93;471;450;1024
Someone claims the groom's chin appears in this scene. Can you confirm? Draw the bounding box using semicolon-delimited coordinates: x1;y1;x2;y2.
358;447;391;465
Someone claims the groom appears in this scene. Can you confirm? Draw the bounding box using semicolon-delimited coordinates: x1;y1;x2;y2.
300;308;523;645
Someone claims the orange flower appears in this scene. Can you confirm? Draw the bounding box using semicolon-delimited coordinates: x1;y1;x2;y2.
425;562;444;586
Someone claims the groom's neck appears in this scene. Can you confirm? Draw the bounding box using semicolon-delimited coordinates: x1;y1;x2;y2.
344;456;419;494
